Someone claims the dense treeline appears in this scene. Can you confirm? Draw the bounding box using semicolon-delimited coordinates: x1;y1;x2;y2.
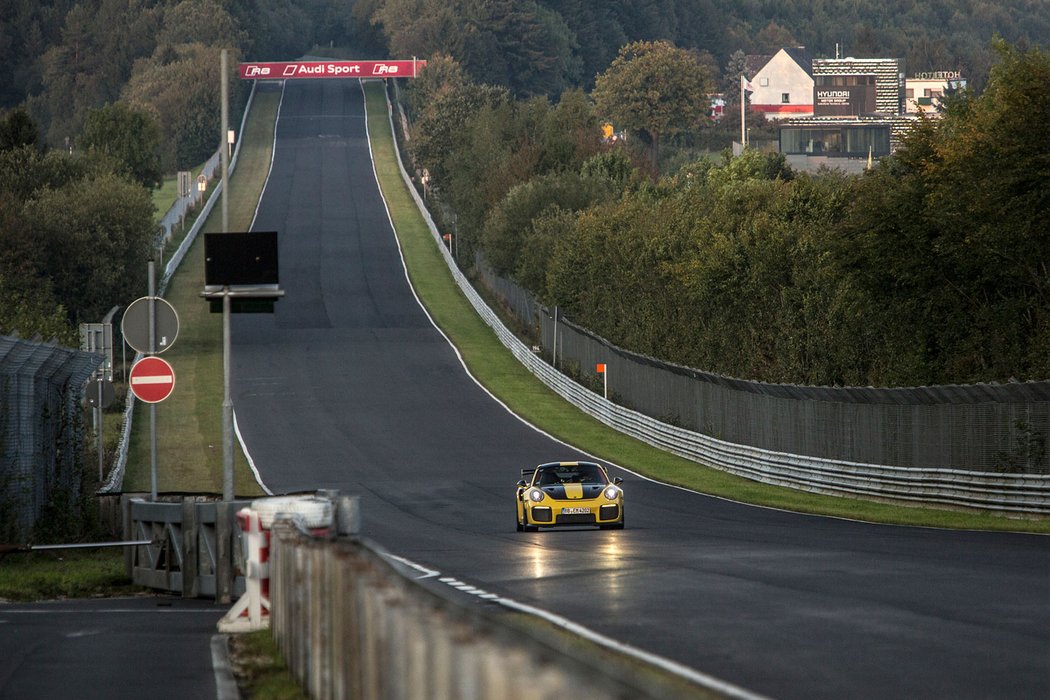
0;0;347;169
6;0;1050;148
0;137;157;343
3;0;1049;366
0;0;345;340
363;0;1050;95
409;42;1050;386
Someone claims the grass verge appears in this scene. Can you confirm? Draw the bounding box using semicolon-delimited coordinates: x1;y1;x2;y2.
0;549;138;602
228;631;308;700
124;91;278;497
362;80;1050;535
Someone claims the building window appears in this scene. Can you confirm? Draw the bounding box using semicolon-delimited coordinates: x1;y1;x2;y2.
759;77;769;86
780;125;891;157
782;93;790;103
905;88;914;98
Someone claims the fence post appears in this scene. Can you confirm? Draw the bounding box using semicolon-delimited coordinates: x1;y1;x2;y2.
216;502;232;604
181;498;199;598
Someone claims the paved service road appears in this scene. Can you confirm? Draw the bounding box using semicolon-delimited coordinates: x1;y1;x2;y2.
0;597;230;700
231;78;1050;699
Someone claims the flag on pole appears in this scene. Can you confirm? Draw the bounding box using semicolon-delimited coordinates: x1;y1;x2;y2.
741;75;755;92
442;233;452;241
596;363;607;373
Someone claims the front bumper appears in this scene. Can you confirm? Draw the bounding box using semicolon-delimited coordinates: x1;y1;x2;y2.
524;499;622;527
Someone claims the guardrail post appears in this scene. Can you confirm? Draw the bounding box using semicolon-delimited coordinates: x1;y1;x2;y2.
216;501;232;604
121;494;134;578
181;498;199;598
336;495;361;536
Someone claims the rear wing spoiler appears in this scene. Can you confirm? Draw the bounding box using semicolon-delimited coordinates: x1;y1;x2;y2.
520;467;536;483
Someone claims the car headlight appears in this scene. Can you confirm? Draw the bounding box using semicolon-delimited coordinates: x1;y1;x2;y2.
529;489;545;502
603;486;621;500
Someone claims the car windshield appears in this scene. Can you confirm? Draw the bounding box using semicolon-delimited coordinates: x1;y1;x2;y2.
536;464;607;486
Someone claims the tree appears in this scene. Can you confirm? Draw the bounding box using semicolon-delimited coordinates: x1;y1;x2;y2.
157;0;247;49
122;43;229;171
373;0;579;97
0;108;40;151
402;53;469;118
480;170;612;275
409;82;509;185
78;102;163;188
21;173;156;323
592;41;712;171
0;269;75;345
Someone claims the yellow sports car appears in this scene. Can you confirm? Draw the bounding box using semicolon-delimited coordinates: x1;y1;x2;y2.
516;461;624;531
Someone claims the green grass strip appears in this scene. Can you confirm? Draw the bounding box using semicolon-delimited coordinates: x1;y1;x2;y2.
124;92;278;497
0;550;137;602
362;80;1050;535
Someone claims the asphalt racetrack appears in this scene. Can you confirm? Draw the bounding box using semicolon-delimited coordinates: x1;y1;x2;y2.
230;79;1050;699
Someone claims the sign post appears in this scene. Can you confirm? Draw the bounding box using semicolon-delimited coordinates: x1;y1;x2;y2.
121;261;181;500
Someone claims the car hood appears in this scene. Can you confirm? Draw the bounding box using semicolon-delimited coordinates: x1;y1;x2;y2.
538;484;606;500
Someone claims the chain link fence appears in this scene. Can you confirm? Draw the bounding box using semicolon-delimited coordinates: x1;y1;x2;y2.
0;334;103;538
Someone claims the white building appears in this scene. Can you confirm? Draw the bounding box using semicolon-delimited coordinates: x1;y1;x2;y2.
746;47;814;120
905;71;966;115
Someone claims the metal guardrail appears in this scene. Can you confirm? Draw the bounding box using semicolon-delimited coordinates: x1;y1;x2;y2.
382;87;1050;516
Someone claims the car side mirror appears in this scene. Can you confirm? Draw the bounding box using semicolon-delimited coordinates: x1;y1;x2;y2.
613;477;623;485
516;480;527;487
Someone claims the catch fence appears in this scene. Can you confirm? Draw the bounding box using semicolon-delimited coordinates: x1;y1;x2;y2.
0;334;103;538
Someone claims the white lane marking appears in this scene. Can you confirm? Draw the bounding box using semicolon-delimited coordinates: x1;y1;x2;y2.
65;629;101;638
385;554;439;579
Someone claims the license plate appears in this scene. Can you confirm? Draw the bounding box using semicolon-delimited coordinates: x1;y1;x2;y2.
562;507;590;515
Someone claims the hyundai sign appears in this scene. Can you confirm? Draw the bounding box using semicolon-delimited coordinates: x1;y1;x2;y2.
239;60;426;80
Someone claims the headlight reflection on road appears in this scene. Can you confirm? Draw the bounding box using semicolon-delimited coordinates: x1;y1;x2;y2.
596;539;627;611
526;538;630;610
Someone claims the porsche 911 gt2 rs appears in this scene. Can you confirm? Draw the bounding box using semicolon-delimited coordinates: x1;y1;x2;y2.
516;461;624;531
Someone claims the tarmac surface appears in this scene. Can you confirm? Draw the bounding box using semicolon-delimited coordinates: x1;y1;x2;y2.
0;596;234;700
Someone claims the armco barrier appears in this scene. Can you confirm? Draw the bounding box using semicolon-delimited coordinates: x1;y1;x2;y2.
380;84;1050;516
268;517;739;700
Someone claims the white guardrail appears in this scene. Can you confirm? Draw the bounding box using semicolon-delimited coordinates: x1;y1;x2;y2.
382;89;1050;517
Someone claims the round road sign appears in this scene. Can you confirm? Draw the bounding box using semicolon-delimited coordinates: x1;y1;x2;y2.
129;356;176;403
121;296;179;354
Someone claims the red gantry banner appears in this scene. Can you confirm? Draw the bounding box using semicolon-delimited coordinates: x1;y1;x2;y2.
239;60;426;80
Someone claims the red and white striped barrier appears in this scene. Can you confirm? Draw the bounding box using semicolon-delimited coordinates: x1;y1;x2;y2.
218;507;270;632
218;496;333;633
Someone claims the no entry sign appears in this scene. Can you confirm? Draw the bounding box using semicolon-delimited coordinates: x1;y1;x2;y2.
129;356;175;403
239;60;426;80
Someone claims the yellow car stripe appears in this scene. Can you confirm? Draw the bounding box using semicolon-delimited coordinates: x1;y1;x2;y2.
563;483;584;499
